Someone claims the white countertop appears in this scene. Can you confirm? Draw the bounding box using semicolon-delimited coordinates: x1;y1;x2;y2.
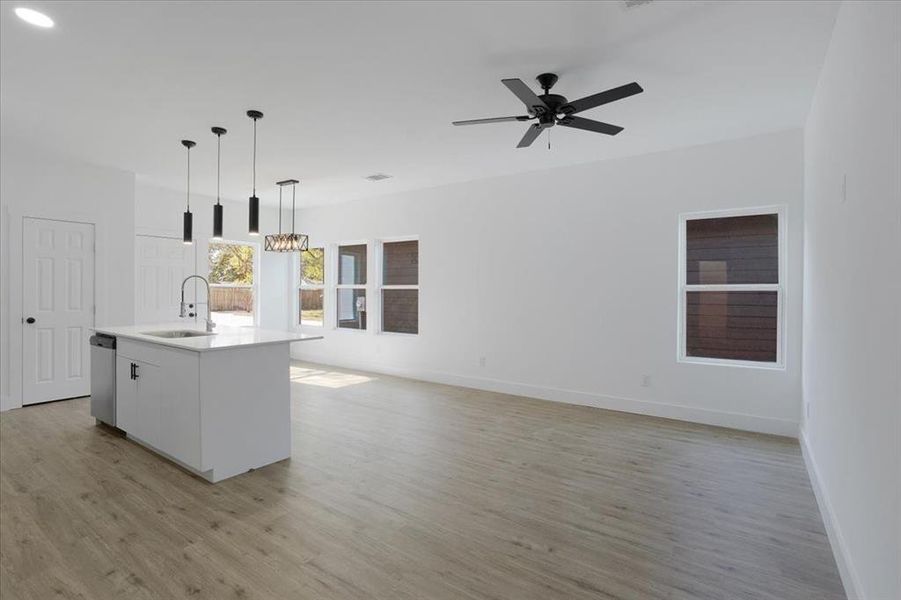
93;323;323;352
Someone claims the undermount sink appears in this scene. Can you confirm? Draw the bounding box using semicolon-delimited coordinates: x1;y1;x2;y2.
142;330;216;339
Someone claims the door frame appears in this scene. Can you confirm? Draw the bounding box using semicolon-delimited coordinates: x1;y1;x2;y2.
8;212;98;410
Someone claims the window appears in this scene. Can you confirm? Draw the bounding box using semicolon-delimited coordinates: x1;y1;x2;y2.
678;209;783;366
381;239;419;334
299;248;324;327
336;244;367;330
208;242;256;327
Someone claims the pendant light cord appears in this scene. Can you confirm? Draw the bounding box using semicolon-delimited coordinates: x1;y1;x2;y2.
278;185;283;234
216;133;221;206
186;145;190;211
252;117;257;196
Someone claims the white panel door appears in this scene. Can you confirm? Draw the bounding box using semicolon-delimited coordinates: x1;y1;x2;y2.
135;235;196;325
22;218;95;405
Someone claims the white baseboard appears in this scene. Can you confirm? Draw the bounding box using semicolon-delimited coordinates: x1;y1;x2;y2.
291;352;799;437
800;429;862;600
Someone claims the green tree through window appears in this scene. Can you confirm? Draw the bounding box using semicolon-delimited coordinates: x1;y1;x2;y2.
301;248;324;286
209;243;254;285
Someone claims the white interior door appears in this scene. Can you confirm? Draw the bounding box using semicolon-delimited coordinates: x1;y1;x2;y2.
135;235;196;325
22;218;95;405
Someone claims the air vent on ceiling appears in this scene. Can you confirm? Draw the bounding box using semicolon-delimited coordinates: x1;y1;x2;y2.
364;173;392;182
623;0;653;8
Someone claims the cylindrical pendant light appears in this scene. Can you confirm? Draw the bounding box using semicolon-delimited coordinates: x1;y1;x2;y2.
246;109;263;236
181;139;196;245
211;126;227;240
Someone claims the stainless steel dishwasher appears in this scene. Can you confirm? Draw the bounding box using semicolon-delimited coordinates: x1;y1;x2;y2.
89;333;116;426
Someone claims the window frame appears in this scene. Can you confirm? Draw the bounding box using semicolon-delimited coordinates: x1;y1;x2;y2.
297;246;326;329
676;206;787;369
378;236;420;336
334;240;369;332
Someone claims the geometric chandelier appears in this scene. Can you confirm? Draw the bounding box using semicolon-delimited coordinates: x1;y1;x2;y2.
264;179;309;253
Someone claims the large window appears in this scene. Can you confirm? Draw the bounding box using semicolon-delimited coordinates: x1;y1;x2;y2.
678;209;783;366
381;239;419;334
336;244;367;330
208;242;256;327
299;248;324;327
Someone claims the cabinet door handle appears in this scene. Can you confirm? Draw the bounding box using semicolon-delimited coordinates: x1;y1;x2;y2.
130;362;136;380
133;363;139;380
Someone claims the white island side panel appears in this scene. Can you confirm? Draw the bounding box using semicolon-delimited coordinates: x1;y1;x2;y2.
199;342;291;481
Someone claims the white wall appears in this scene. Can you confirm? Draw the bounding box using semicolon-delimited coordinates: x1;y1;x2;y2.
801;2;901;598
293;129;805;436
134;182;292;331
0;142;136;411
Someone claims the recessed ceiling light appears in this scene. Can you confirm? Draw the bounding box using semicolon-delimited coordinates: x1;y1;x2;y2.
14;7;54;28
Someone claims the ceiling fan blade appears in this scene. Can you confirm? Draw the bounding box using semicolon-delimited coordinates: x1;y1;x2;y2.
558;116;624;136
452;116;532;126
562;82;643;115
516;123;549;148
502;78;549;114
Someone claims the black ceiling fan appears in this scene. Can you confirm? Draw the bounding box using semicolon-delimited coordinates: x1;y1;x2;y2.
452;73;643;148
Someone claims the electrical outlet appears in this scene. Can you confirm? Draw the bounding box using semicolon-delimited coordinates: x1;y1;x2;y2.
479;356;486;368
641;375;652;388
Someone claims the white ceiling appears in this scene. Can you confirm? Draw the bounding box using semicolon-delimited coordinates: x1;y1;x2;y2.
0;1;839;207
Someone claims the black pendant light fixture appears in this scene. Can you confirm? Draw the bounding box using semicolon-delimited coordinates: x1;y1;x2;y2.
265;179;309;252
211;126;227;240
181;139;196;245
247;109;263;236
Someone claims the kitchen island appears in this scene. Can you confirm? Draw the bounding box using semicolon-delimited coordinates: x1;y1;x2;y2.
92;324;321;483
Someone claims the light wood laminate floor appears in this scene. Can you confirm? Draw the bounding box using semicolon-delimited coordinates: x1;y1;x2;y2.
1;362;844;599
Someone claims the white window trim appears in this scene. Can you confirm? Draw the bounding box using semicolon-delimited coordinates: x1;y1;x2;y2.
297;246;326;329
676;205;787;370
379;236;420;336
334;240;370;332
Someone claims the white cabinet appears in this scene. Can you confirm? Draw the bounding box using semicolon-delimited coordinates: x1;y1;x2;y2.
116;356;137;433
116;339;200;471
116;356;162;448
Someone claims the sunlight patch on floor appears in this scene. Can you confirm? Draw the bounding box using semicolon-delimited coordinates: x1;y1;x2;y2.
290;366;375;388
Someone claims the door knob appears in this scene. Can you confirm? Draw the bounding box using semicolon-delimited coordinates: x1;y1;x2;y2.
25;317;35;324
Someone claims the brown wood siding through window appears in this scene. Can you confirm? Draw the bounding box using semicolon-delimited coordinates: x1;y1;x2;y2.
686;291;777;362
382;289;418;334
382;240;418;286
686;214;778;285
382;241;418;334
685;214;779;362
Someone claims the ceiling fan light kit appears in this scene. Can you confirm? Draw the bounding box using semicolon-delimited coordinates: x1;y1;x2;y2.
452;73;643;148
